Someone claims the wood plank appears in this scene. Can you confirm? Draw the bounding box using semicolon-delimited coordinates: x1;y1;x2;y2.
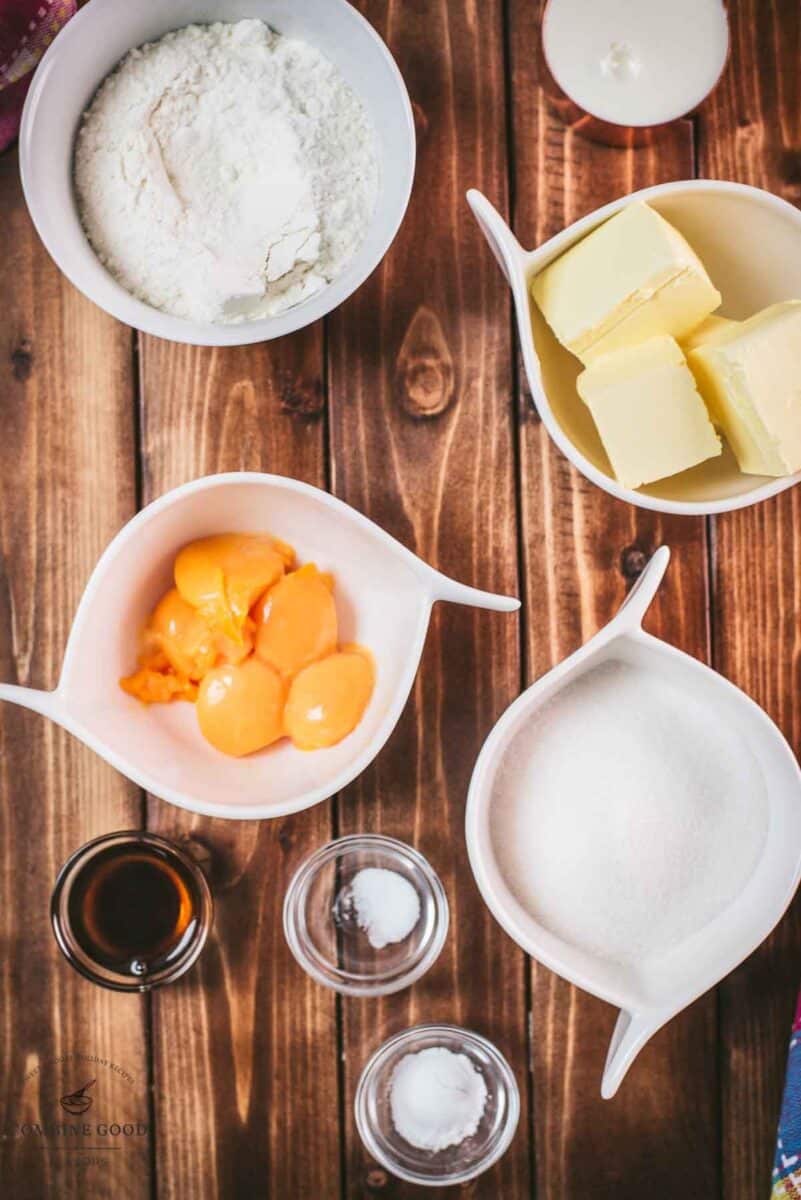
329;2;530;1195
0;150;147;1200
138;334;341;1198
696;3;801;1196
507;3;719;1195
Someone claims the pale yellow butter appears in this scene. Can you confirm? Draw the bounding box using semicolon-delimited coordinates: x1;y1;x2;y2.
577;335;722;489
531;202;721;365
687;301;801;476
680;314;738;353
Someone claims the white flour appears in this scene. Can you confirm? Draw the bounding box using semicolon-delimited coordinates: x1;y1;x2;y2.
491;659;768;965
74;20;378;323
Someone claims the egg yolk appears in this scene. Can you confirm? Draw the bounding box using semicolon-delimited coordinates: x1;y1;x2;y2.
120;667;198;705
196;659;285;757
146;588;217;679
216;618;256;666
120;589;258;705
254;563;337;677
174;534;294;642
284;648;375;750
121;532;374;758
120;588;216;704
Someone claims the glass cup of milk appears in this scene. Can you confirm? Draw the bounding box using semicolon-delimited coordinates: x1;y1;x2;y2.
542;0;729;137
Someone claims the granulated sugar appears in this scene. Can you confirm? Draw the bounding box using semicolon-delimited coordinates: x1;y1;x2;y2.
491;659;768;965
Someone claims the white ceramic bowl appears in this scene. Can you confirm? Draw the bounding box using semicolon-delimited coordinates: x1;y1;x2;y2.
19;0;415;346
468;180;801;515
466;548;801;1097
0;473;518;820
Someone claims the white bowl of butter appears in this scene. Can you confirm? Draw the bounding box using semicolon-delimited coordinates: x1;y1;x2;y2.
19;0;414;346
468;180;801;515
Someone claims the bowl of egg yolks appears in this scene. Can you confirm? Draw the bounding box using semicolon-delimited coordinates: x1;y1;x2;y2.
0;474;519;820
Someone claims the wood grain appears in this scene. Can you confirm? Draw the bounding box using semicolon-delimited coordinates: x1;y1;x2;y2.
507;2;719;1195
0;150;146;1200
328;2;530;1196
697;2;801;1196
3;2;800;1196
137;333;341;1199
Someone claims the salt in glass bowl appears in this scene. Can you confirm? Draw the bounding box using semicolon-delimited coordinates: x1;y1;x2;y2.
354;1023;520;1188
282;834;448;997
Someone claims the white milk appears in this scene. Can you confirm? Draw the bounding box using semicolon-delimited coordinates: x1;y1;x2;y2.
542;0;729;127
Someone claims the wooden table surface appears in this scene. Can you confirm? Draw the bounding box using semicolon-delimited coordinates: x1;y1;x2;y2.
2;2;800;1197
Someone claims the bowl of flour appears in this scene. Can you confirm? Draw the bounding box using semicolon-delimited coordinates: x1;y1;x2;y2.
19;0;415;345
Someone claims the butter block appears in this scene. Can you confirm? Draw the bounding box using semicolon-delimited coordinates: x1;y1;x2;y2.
577;335;722;489
531;202;722;364
680;315;738;353
687;301;801;476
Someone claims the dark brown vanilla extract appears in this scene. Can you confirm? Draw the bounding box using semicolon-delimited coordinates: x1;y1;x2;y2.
67;842;201;977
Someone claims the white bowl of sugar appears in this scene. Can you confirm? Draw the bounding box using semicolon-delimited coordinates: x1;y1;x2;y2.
19;0;415;345
466;547;801;1098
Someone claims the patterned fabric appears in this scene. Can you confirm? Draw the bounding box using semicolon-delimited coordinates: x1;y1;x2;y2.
0;0;76;150
773;992;801;1198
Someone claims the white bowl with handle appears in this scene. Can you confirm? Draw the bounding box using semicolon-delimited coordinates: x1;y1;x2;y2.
19;0;415;346
466;547;801;1097
468;180;801;515
0;473;519;820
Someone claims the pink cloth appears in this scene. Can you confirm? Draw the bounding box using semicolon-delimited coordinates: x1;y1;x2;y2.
0;0;76;150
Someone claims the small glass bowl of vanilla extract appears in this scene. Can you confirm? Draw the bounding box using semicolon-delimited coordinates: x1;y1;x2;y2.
51;831;213;991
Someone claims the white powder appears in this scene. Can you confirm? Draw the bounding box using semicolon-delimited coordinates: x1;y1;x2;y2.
390;1047;488;1152
74;20;378;323
347;868;420;950
492;659;768;965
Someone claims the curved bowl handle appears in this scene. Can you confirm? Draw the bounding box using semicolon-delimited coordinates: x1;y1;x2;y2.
466;189;549;426
612;546;671;634
466;189;525;285
602;1009;662;1099
426;568;520;613
0;683;65;723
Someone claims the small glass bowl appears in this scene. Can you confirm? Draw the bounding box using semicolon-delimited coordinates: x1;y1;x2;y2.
51;830;213;992
355;1024;520;1187
282;834;449;996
